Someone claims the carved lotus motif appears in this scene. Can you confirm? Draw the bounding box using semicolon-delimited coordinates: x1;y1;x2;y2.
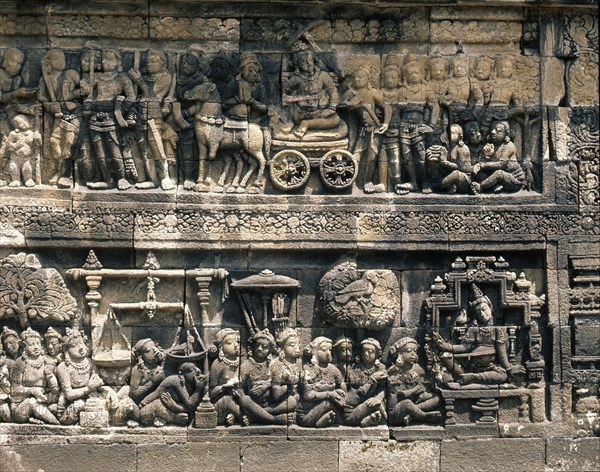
317;262;400;330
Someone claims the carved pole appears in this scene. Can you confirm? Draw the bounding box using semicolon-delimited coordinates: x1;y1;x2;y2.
191;268;229;428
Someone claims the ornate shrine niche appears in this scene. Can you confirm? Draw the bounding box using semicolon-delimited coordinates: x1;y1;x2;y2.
424;256;547;431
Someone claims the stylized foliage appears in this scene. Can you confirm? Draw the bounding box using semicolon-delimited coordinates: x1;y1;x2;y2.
0;253;78;328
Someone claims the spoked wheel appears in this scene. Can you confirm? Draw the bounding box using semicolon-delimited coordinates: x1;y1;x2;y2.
319;150;357;190
269;150;311;191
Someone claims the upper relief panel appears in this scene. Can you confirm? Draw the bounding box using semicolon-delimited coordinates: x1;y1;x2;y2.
0;3;590;208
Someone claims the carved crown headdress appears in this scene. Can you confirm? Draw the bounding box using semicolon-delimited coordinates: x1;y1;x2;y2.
239;52;260;70
20;327;41;343
1;326;19;343
44;327;62;342
468;283;491;308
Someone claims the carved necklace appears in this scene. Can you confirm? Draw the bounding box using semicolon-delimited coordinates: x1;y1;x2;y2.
295;67;321;84
98;71;118;82
23;354;44;370
220;354;239;371
248;356;269;369
361;364;377;377
67;355;91;374
281;357;300;378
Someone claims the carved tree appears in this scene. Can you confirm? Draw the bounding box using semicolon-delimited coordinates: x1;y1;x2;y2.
0;253;78;328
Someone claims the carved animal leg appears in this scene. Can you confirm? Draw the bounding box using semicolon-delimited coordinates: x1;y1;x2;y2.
195;139;212;192
230;153;244;191
239;158;257;188
218;153;233;188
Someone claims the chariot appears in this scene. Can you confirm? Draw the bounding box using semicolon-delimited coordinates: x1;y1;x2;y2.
268;136;358;191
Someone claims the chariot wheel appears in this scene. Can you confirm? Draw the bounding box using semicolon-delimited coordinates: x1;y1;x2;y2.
269;149;311;191
319;149;358;190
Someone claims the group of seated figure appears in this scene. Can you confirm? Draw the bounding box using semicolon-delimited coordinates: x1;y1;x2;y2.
0;285;524;429
0;40;536;194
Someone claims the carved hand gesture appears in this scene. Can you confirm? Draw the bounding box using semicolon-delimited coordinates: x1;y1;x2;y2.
87;373;104;390
160;391;179;411
32;387;47;403
433;332;451;351
371;370;388;383
128;69;142;83
329;389;346;407
365;397;382;409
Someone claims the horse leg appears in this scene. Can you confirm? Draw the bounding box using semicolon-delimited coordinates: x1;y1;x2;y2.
231;152;245;193
217;152;232;191
239;156;256;189
242;128;266;193
194;124;213;192
195;141;211;192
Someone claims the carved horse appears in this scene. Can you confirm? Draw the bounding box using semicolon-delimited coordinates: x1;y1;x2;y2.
183;82;267;193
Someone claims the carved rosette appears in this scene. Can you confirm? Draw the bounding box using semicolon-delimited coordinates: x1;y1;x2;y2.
317;262;400;329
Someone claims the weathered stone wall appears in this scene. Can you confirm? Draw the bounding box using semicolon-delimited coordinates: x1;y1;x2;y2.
0;1;598;471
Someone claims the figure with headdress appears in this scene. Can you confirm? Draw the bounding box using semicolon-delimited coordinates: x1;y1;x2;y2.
168;46;211;190
340;63;391;194
378;55;403;192
37;49;82;188
426;51;451;133
332;335;355;380
297;336;346;427
43;327;63;369
281;40;341;139
477;53;524;140
128;49;176;190
43;327;63;411
472;55;495;108
1;327;20;377
444;46;474;121
343;338;387;427
387;337;441;426
10;328;60;424
234;329;290;425
209;328;242;426
472;120;524;194
433;284;526;386
269;328;302;421
55;328;104;424
86;48;136;190
73;47;101;185
222;53;268;124
129;338;165;405
139;362;206;427
394;54;435;195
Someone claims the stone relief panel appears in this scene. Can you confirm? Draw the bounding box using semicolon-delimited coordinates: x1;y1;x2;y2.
0;250;554;435
0;14;557;199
